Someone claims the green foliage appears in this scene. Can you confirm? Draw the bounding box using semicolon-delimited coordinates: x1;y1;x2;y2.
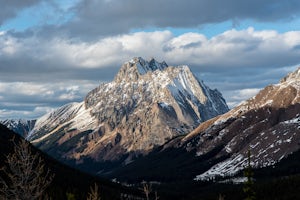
66;192;76;200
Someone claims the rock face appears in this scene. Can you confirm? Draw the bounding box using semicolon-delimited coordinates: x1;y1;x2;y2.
27;57;229;164
175;67;300;180
105;67;300;183
1;119;36;138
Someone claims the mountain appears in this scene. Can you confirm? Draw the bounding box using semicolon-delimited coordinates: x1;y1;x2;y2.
0;119;36;137
190;67;300;180
2;124;300;200
27;57;229;168
2;62;300;200
113;67;300;182
0;123;143;200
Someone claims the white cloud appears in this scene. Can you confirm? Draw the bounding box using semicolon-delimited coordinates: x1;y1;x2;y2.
0;106;54;120
0;82;53;96
0;81;98;119
0;34;20;55
2;28;300;72
32;106;55;116
226;88;261;108
163;27;300;68
48;31;173;68
1;28;300;118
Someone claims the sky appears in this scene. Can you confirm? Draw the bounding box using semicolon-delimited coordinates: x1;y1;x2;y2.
1;0;300;119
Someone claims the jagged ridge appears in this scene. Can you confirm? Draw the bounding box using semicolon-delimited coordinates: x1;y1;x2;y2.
106;67;300;183
27;57;229;165
176;67;300;180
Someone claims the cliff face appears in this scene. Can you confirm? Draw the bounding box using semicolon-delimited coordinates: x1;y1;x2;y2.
27;57;229;164
175;68;300;180
103;67;300;183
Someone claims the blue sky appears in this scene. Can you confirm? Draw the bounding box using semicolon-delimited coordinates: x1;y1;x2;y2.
0;0;76;31
2;1;300;37
1;0;300;119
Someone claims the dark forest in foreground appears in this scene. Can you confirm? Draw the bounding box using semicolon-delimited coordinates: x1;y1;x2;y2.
1;123;300;200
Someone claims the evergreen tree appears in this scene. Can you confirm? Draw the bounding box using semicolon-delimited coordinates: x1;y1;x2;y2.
243;150;256;200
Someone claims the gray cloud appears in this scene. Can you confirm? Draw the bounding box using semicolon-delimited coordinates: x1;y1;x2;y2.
2;0;300;119
0;0;41;26
5;0;300;41
51;0;300;39
293;44;300;50
181;41;202;49
3;0;300;40
0;81;99;119
198;65;299;107
0;58;118;83
2;28;300;86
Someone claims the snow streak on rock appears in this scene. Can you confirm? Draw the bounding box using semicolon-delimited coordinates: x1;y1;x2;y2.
27;57;229;163
181;67;300;181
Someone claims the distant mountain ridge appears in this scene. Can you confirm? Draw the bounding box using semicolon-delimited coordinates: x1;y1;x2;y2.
103;67;300;183
2;62;300;200
2;59;300;189
23;57;228;168
178;67;300;180
0;119;36;137
0;123;141;200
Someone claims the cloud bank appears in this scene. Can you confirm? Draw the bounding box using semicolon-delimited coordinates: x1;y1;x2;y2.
0;0;40;26
1;27;300;118
1;0;300;119
58;0;300;39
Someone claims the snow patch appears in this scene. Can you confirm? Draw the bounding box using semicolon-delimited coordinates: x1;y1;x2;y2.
194;154;245;181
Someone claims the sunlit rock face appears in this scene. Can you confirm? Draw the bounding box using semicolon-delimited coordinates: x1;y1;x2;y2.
27;57;228;163
177;68;300;180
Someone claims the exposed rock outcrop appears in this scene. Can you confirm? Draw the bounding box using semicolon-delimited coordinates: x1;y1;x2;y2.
27;57;229;164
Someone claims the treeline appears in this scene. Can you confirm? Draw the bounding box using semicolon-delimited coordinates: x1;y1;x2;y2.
0;124;143;200
1;123;300;200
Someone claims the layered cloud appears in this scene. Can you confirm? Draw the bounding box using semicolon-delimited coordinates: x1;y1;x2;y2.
0;81;98;119
56;0;300;38
1;27;300;118
1;28;300;81
4;0;300;40
0;0;40;25
1;0;300;118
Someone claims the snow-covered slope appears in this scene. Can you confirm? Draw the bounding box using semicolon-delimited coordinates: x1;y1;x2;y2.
1;119;36;137
28;57;229;164
175;67;300;180
110;68;300;183
27;102;96;142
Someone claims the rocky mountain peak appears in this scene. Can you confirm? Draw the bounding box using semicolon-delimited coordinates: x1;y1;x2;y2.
280;67;300;86
114;57;169;82
27;57;228;164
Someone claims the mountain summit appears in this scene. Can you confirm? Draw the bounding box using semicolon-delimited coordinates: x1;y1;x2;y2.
27;57;228;166
114;57;168;82
103;67;300;183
